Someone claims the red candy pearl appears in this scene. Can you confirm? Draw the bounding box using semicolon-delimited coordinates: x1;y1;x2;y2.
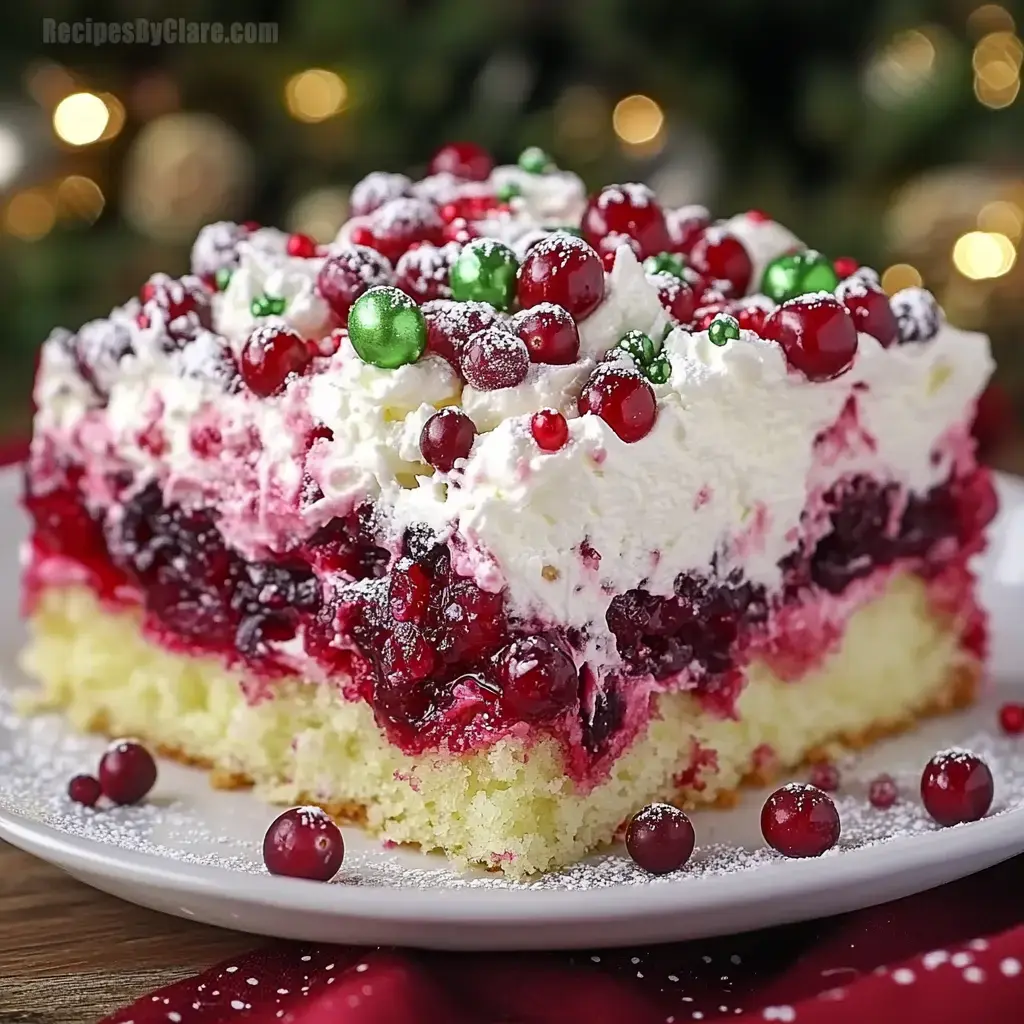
428;141;494;182
497;635;579;723
809;762;840;792
460;328;531;391
517;234;605;321
625;803;696;874
868;774;898;809
317;244;395;319
240;325;312;397
286;232;318;258
920;749;994;826
842;289;899;348
648;272;696;325
510;303;580;364
687;228;754;297
833;256;860;279
531;408;570;451
420;408;477;472
98;740;158;805
579;367;658;444
263;806;345;881
582;183;672;259
763;296;859;382
761;783;840;858
68;774;102;808
421;299;505;366
999;702;1024;735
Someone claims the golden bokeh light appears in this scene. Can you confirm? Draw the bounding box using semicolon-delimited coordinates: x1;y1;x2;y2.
55;175;105;223
952;230;1017;279
864;29;939;106
97;92;126;141
53;92;110;145
975;72;1021;107
285;69;347;123
978;199;1024;240
554;85;608;159
5;189;56;241
967;5;1016;40
612;94;665;145
880;263;923;294
288;187;349;242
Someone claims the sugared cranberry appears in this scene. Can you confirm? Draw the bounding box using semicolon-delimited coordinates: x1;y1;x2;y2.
842;289;899;348
687;228;753;297
240;325;311;397
999;702;1024;735
286;232;318;258
460;328;530;391
763;295;859;382
442;216;476;244
579;367;658;443
420;408;476;472
263;806;344;881
420;299;504;366
582;183;672;259
596;232;642;271
665;205;711;255
809;762;840;792
517;234;605;321
510;303;580;364
68;774;102;808
98;740;158;805
868;774;898;809
395;241;460;302
429;141;494;182
317;244;395;319
366;197;444;264
350;172;412;217
648;272;696;325
531;408;569;452
625;803;696;874
735;298;771;336
389;557;432;623
497;635;579;723
761;783;840;858
834;256;860;279
920;749;994;826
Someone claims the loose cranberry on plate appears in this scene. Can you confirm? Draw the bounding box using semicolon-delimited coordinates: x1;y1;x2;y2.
99;740;158;805
687;227;754;297
317;244;395;319
762;294;859;382
510;302;580;364
420;408;477;472
517;234;606;320
626;803;696;874
68;774;102;808
582;183;672;259
497;635;579;723
761;783;841;858
578;367;658;443
263;806;345;881
999;702;1024;735
460;328;530;391
809;761;840;792
240;325;312;397
531;408;570;452
868;774;898;809
920;749;994;826
428;141;494;182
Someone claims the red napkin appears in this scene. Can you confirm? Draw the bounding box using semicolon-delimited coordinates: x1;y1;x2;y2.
103;854;1024;1024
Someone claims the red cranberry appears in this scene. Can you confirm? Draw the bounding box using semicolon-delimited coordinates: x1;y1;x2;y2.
596;232;642;271
625;803;696;874
68;774;102;808
366;197;443;264
517;235;606;320
389;557;432;623
648;272;696;325
420;408;477;472
745;209;772;223
582;183;672;259
809;762;840;792
99;740;158;805
317;244;395;319
348;223;376;248
286;232;318;258
263;806;344;881
687;228;754;297
395;241;460;303
349;171;412;217
868;774;898;809
665;205;710;255
421;299;504;366
429;141;494;182
763;295;859;382
761;783;840;858
442;217;477;244
531;408;570;451
139;273;211;324
498;635;579;723
920;749;994;826
833;256;860;279
579;367;658;443
460;328;530;391
240;325;312;397
735;299;771;336
999;702;1024;735
842;289;899;348
510;303;580;364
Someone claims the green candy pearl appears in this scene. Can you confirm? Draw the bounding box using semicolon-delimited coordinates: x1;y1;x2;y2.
496;181;522;202
347;286;427;369
449;238;519;311
646;355;671;384
616;329;656;365
251;294;286;317
518;146;554;174
760;250;839;304
643;251;686;278
708;314;740;347
215;267;234;292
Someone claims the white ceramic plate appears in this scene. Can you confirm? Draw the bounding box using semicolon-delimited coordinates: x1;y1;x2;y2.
2;467;1024;951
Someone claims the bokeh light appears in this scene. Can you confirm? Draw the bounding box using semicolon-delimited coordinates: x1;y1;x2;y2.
288;187;349;242
0;126;24;188
864;28;940;107
5;189;55;241
881;263;923;294
612;94;665;145
55;176;105;224
285;69;347;123
978;199;1024;240
53;92;110;146
952;230;1017;279
967;5;1016;40
973;30;1022;108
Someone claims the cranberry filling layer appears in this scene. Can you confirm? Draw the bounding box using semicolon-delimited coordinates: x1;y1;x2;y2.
23;459;994;765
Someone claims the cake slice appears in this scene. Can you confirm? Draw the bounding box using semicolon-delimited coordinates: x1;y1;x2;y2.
21;144;996;876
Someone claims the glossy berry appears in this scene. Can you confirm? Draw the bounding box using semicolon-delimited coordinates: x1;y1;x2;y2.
240;325;311;397
579;367;658;444
98;740;158;806
999;702;1024;735
460;328;530;391
842;288;899;348
395;241;460;302
510;303;580;364
68;774;102;808
428;141;493;182
868;774;898;809
286;232;318;258
349;171;412;217
531;408;570;451
517;234;605;320
582;183;672;259
420;299;505;366
665;205;710;255
809;762;840;792
420;408;477;472
920;749;994;826
597;232;642;271
687;228;754;297
497;635;579;723
761;783;840;858
625;803;696;874
263;806;345;881
763;296;859;382
365;197;443;265
649;272;696;325
317;244;395;319
834;256;860;279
